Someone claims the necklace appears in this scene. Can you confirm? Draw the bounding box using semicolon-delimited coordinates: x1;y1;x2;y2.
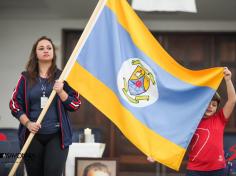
39;77;47;97
39;77;49;109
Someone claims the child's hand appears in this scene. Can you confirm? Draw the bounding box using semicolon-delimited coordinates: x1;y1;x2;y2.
224;67;232;81
147;156;155;162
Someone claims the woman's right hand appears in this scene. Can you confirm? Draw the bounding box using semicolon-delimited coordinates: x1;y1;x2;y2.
26;121;41;134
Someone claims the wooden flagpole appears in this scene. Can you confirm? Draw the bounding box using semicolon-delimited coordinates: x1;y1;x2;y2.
8;0;108;175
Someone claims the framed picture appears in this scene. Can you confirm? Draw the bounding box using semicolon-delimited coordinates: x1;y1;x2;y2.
75;157;118;176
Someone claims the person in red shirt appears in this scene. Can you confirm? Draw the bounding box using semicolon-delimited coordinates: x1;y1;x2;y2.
186;67;236;176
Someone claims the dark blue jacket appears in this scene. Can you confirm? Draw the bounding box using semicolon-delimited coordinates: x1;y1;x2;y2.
9;69;81;149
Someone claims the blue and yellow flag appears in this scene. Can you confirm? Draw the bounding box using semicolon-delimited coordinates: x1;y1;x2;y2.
66;0;223;170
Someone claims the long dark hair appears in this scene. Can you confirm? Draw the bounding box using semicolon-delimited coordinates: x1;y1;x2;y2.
26;36;57;86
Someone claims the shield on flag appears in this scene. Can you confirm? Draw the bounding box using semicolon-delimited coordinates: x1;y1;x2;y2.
128;65;150;95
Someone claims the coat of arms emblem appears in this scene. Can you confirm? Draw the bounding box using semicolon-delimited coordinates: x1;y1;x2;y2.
117;58;158;107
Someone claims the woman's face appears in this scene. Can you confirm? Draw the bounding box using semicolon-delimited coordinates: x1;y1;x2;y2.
36;39;54;63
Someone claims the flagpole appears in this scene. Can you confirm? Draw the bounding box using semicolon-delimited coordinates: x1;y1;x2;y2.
8;0;107;175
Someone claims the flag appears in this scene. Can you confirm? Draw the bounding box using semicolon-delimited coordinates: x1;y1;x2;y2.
132;0;197;13
65;0;223;170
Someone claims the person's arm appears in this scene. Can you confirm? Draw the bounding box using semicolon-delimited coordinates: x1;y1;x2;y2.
9;75;26;119
223;67;236;120
9;75;41;133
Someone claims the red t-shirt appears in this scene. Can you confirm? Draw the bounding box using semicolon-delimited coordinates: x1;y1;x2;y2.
187;109;227;171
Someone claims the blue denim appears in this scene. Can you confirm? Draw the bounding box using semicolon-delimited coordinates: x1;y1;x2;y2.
186;169;225;176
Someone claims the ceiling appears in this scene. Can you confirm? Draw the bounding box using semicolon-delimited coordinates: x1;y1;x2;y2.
0;0;235;21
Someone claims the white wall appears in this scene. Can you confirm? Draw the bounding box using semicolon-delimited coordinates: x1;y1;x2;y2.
0;19;87;128
0;18;236;128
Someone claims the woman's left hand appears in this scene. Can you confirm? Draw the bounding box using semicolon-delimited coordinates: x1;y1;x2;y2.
53;80;64;94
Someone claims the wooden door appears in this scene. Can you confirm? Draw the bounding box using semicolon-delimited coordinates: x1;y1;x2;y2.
62;30;236;174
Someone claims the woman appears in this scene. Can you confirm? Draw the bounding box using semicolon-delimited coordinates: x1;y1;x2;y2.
9;36;81;176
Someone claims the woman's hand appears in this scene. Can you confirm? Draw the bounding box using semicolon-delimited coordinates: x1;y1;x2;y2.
53;79;68;101
26;121;41;134
53;80;64;94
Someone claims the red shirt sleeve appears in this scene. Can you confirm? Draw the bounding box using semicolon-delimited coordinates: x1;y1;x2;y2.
217;109;228;124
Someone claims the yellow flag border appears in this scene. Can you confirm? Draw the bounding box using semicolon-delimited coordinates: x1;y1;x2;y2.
106;0;224;90
67;62;186;170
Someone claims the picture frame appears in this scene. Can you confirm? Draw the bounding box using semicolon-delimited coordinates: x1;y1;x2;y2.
75;157;118;176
